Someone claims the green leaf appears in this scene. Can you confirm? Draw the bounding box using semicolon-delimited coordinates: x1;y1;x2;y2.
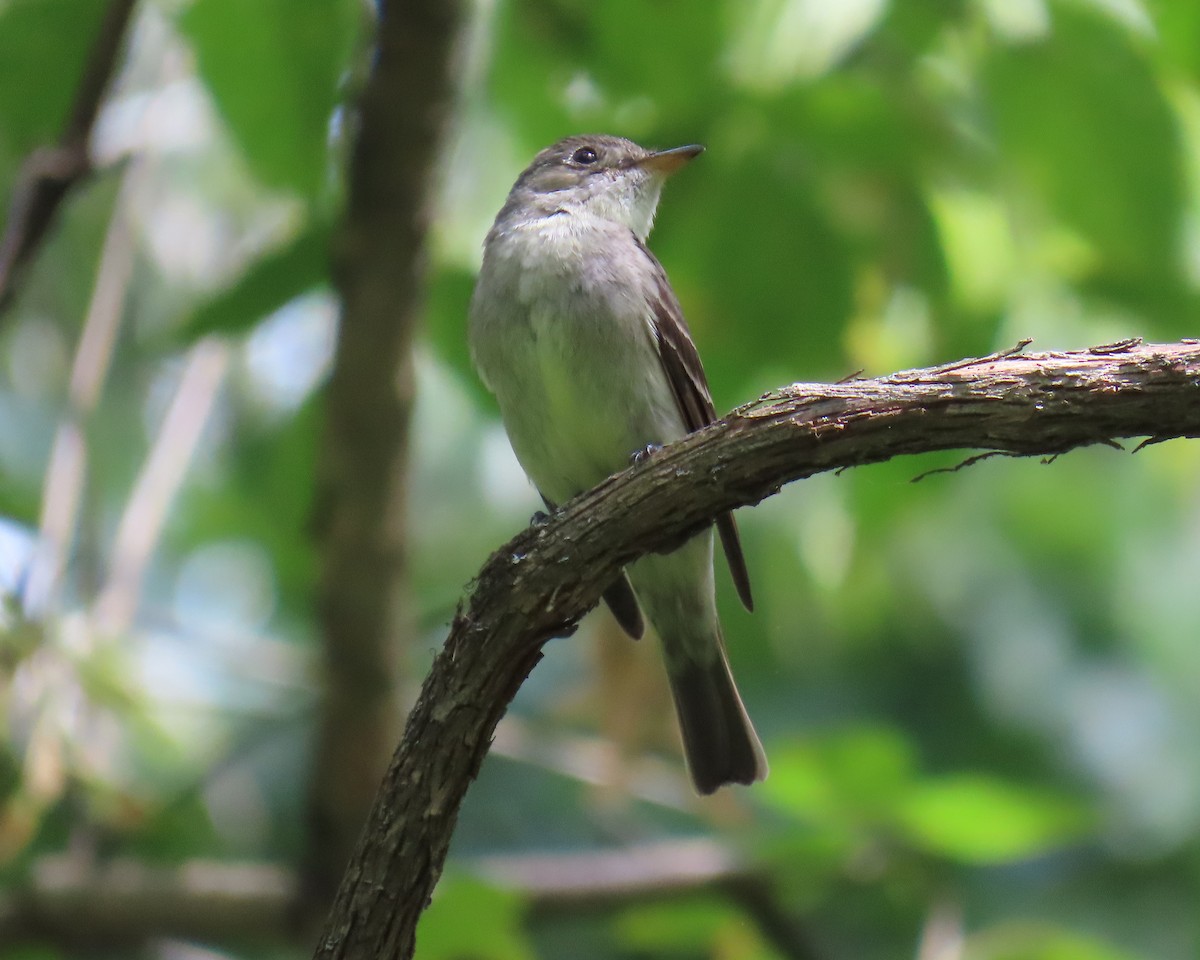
181;0;358;196
0;946;63;960
415;874;533;960
984;4;1184;286
490;0;725;145
0;0;109;150
617;895;736;952
758;726;916;826
966;922;1139;960
586;0;724;114
896;774;1091;864
618;895;784;959
175;220;332;342
661;144;855;391
1154;0;1200;78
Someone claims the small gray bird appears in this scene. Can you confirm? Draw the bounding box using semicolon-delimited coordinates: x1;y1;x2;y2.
469;135;767;794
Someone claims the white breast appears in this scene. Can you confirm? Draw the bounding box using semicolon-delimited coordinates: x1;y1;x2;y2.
468;211;685;504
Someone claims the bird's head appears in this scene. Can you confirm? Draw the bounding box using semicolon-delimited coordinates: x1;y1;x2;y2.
505;135;703;241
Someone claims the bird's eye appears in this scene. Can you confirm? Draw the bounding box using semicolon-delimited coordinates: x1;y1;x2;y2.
571;146;598;165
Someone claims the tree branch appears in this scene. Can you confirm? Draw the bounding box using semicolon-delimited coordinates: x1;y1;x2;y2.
0;858;294;948
311;339;1200;959
0;842;759;948
0;0;137;314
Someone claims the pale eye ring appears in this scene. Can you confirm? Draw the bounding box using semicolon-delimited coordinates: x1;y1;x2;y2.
571;146;598;165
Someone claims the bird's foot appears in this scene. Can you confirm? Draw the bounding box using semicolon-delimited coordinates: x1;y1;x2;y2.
630;442;662;466
530;508;554;527
550;620;580;640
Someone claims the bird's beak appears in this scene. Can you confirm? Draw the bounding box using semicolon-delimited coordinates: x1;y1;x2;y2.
637;144;705;176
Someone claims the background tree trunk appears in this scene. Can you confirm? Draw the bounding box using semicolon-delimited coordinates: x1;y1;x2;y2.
305;0;466;914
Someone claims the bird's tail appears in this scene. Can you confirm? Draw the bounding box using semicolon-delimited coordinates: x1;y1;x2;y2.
663;635;768;795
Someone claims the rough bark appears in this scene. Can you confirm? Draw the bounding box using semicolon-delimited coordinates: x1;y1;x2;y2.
312;339;1200;959
307;0;465;913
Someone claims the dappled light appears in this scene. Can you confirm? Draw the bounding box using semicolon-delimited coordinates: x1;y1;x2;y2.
0;1;1198;958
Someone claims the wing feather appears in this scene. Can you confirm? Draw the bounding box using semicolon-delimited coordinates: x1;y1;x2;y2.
638;238;754;612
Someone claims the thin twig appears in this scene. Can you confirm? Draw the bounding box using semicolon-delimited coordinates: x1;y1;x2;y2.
92;340;230;634
1088;337;1143;355
22;165;140;615
928;338;1033;375
0;0;139;314
1;844;757;946
910;451;1015;483
481;838;749;901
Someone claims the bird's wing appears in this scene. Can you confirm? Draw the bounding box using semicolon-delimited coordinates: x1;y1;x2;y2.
638;239;754;612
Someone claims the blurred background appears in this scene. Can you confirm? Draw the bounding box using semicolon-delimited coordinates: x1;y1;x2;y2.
1;0;1199;957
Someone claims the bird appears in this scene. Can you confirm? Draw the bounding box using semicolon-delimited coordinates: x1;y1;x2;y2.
468;134;766;794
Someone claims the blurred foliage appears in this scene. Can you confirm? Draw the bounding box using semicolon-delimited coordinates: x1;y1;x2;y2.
0;0;111;150
420;874;534;960
1;0;1199;958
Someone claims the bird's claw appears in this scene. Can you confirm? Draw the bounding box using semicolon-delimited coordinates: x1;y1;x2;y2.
630;442;662;466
